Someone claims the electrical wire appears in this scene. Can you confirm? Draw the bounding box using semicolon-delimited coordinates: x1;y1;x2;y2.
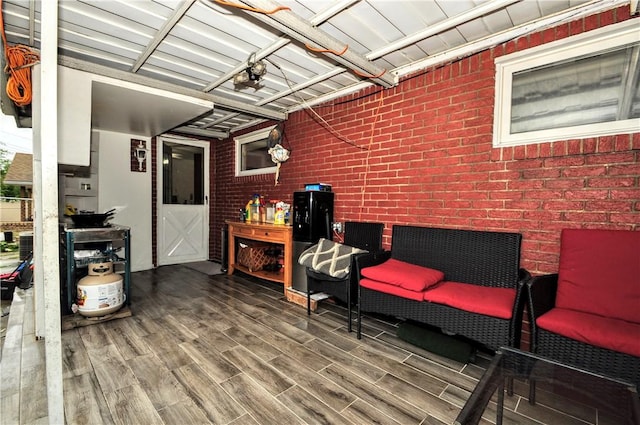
268;57;383;220
267;58;367;151
210;0;290;15
0;0;39;107
305;43;348;56
357;89;384;221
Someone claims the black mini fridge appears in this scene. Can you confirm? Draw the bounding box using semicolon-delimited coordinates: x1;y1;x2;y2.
292;191;334;292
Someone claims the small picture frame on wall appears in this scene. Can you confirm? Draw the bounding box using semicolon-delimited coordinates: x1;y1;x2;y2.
131;139;147;172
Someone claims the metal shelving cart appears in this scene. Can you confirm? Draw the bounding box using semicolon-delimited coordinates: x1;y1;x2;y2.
61;224;131;316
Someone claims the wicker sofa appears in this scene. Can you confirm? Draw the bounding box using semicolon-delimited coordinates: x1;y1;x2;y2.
527;229;640;389
355;225;529;350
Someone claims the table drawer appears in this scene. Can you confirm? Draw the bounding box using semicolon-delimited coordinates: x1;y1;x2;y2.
234;226;256;237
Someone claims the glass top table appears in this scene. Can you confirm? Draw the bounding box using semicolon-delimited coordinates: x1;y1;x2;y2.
455;347;640;425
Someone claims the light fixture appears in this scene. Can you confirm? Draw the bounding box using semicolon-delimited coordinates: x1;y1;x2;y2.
133;140;147;171
233;53;267;86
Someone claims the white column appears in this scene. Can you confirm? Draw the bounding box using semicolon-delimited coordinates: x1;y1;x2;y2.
32;66;44;337
40;0;64;422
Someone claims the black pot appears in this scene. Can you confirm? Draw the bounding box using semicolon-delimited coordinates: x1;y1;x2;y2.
67;209;116;228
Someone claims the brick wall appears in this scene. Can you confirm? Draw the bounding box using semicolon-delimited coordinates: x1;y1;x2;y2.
213;6;638;276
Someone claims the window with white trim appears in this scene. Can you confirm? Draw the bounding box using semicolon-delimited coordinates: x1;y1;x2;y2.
234;126;276;177
493;20;640;147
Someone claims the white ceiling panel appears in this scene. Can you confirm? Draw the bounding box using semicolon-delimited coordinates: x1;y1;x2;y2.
0;0;626;138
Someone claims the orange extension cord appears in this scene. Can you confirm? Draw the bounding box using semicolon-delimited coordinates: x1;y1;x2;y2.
0;0;39;107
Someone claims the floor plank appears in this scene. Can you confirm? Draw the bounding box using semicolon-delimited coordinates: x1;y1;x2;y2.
127;353;189;410
103;384;164;425
63;373;115;425
320;363;428;425
172;362;246;424
220;373;304;425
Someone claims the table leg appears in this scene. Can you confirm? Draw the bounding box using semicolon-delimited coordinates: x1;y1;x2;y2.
497;380;505;425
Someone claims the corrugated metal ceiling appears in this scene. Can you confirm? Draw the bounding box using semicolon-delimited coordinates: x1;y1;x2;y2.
1;0;630;138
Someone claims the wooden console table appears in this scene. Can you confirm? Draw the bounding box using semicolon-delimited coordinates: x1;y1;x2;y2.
226;221;293;290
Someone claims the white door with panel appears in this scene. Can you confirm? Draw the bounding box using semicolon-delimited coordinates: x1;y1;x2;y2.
157;136;209;265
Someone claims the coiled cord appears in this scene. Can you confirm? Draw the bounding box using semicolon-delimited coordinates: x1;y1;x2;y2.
0;0;39;107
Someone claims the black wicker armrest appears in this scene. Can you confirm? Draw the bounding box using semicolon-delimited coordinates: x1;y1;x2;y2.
510;269;532;348
527;274;558;318
353;250;391;279
518;268;532;284
527;273;559;351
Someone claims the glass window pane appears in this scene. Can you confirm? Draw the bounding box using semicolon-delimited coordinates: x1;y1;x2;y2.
234;126;277;177
241;139;272;171
162;142;204;205
510;43;638;134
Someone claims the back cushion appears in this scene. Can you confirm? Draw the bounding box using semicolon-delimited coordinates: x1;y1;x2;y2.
556;229;640;323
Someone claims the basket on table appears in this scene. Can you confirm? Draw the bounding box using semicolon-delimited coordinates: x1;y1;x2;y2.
237;242;276;272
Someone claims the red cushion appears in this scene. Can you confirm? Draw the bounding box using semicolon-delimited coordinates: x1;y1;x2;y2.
423;282;516;320
360;278;424;301
360;258;444;292
537;308;640;357
556;229;640;323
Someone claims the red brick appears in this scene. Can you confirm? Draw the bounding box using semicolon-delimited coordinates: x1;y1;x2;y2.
570;18;584;35
545;179;585;190
586;152;635;165
542;201;583;211
587;177;635;188
563;212;609;222
561;166;605;178
585;201;632;212
611;189;640;200
564;190;609;200
609;164;640;176
523;211;563;221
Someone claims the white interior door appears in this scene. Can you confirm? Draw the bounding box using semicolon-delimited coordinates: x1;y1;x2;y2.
157;136;209;265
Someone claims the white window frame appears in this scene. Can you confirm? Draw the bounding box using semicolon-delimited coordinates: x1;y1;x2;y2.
493;19;640;148
234;125;276;177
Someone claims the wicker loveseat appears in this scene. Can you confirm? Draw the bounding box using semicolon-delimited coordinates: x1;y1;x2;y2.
527;229;640;389
356;225;529;350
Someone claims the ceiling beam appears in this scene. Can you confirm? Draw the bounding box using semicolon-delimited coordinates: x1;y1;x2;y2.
131;0;197;72
171;126;228;139
58;55;287;121
234;0;398;88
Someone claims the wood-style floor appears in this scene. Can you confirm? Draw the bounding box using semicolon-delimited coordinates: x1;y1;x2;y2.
1;265;608;424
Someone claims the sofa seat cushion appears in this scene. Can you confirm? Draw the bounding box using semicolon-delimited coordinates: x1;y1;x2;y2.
556;229;640;323
422;282;516;320
360;278;424;301
537;308;640;357
360;258;444;292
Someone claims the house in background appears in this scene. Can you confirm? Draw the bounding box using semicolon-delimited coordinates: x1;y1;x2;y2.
2;152;33;225
0;0;638;420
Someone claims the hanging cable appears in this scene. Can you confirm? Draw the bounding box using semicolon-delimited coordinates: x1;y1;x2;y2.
358;89;384;221
0;0;40;107
210;0;290;15
267;58;367;151
305;43;348;56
